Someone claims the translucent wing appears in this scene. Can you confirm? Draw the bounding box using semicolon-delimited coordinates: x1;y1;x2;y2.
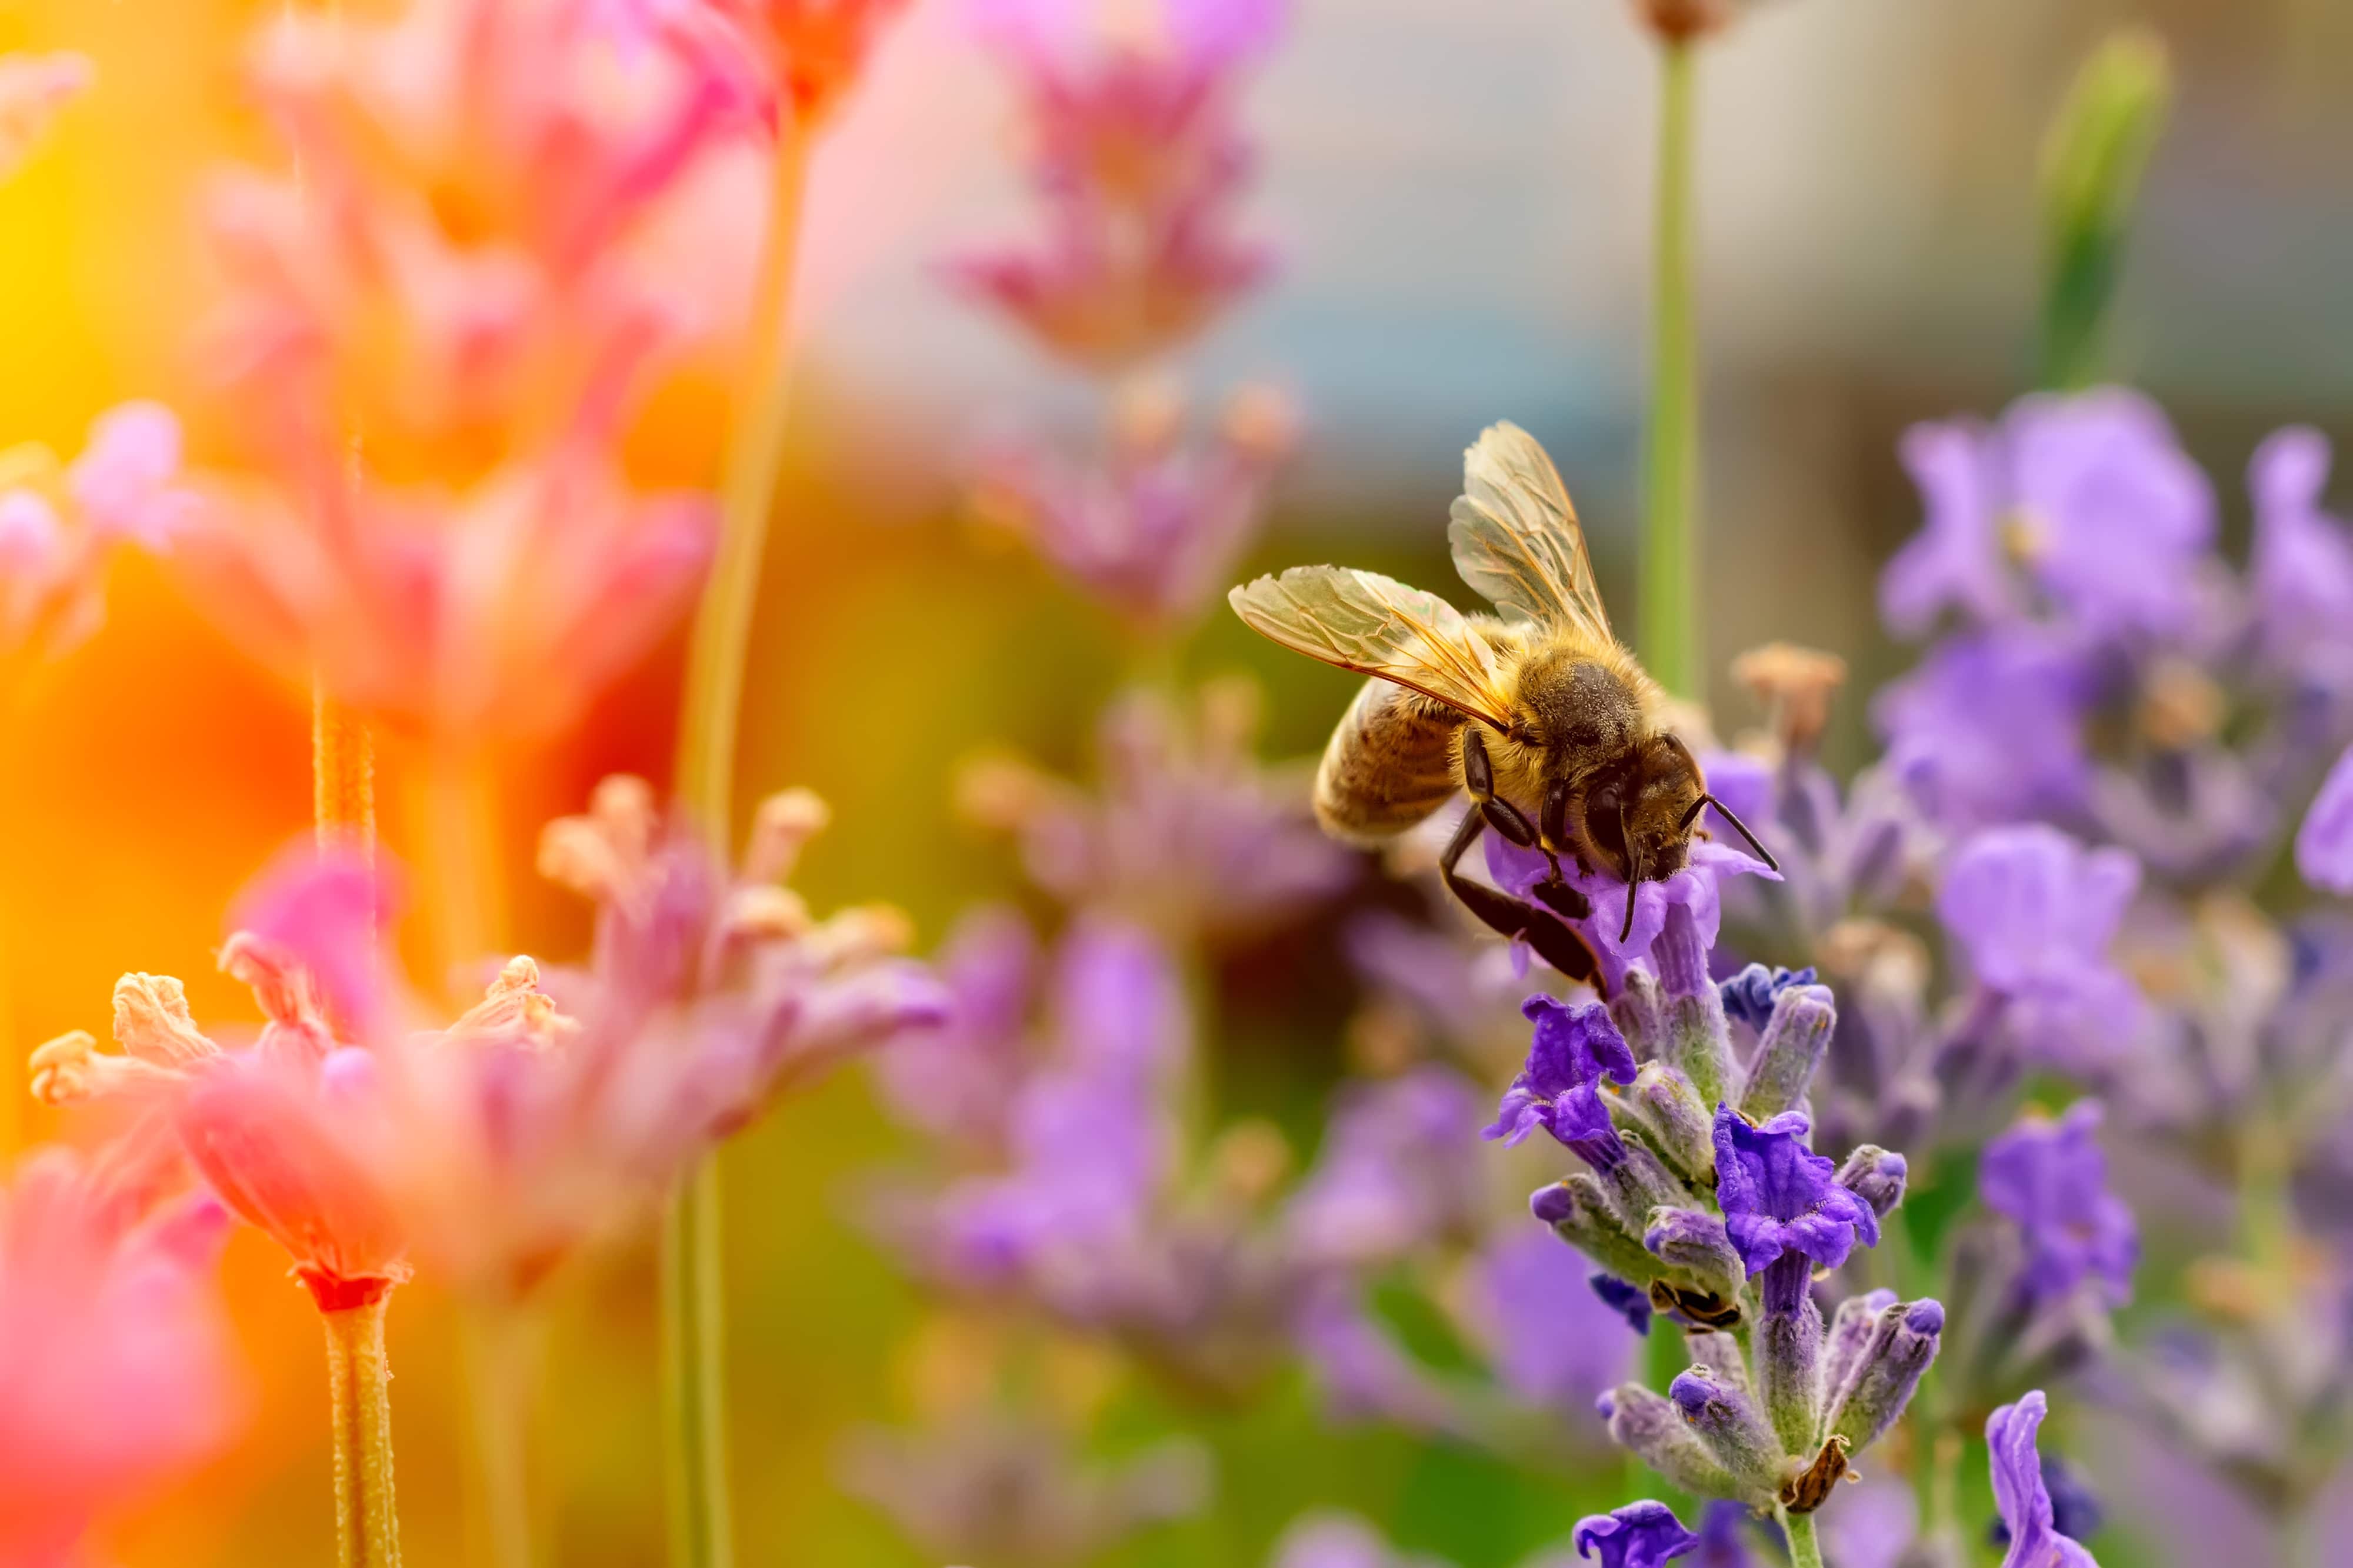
1448;421;1614;639
1228;566;1512;729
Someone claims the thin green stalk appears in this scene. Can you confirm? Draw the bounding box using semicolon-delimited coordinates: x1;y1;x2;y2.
662;1161;731;1568
1778;1505;1824;1568
323;1296;404;1568
661;105;813;1568
460;1300;540;1568
1639;39;1701;701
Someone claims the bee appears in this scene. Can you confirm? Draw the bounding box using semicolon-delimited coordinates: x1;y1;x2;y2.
1228;422;1773;987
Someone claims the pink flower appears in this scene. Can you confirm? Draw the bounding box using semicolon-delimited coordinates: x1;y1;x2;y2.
610;1;915;126
951;0;1285;368
1;402;196;662
0;1150;241;1564
176;449;712;743
969;380;1295;629
29;856;411;1313
0;51;90;182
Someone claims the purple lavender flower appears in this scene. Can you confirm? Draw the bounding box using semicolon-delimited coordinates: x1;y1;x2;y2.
1711;1107;1879;1278
1989;1454;2102;1555
1570;1501;1701;1568
1484;834;1779;994
1294;1283;1461;1434
869;906;1037;1146
1482;997;1637;1165
1589;1272;1654;1338
1458;1227;1639;1410
1719;965;1818;1031
1881;416;2015;637
1881;391;2215;643
1987;1390;2100;1567
1978;1103;2137;1310
1935;825;2146;1071
1874;627;2092;833
1287;1067;1484;1266
1685;1502;1753;1568
2296;743;2353;895
2248;428;2353;669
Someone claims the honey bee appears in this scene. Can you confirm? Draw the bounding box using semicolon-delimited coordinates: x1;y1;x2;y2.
1228;422;1773;986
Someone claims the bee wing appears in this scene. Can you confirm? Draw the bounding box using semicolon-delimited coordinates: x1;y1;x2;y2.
1229;566;1514;729
1448;421;1614;640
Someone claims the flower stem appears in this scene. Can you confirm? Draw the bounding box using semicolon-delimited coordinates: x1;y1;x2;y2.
314;678;376;853
1639;38;1702;701
660;105;812;1568
661;1159;731;1568
460;1299;539;1568
674;118;812;840
1778;1505;1824;1568
322;1296;404;1568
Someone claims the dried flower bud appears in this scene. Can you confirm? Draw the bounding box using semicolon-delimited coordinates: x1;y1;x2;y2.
1732;642;1848;754
724;884;816;943
111;973;218;1068
1779;1435;1851;1515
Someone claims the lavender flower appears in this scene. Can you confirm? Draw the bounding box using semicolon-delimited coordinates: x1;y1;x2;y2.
1720;965;1818;1031
1288;1067;1484;1266
1482;998;1637;1166
2296;743;2353;895
1711;1107;1879;1282
1987;1391;2100;1567
1978;1104;2137;1310
1874;628;2092;833
1484;833;1779;996
1935;825;2146;1072
1881;390;2215;643
1570;1501;1701;1568
1459;1227;1640;1412
2247;428;2353;671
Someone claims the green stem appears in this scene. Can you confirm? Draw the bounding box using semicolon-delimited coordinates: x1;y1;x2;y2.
661;104;812;1568
661;1160;732;1568
1778;1505;1824;1568
459;1300;539;1568
323;1296;404;1568
1639;39;1702;701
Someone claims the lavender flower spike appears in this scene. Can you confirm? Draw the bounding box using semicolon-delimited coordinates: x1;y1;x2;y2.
1484;997;1638;1170
1571;1501;1702;1568
1987;1391;2099;1567
1735;983;1837;1121
1712;1107;1879;1284
2297;743;2353;895
1978;1102;2136;1310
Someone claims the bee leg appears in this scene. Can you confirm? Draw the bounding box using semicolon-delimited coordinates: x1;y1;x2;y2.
1461;729;1538;846
1438;808;1604;988
1531;778;1591;919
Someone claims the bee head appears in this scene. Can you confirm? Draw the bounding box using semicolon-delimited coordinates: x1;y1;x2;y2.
1621;735;1705;879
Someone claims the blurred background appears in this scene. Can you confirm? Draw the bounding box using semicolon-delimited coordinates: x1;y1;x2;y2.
1;0;2350;1563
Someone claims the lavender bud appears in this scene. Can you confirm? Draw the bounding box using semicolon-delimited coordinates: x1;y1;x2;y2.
1821;1288;1898;1401
1610;968;1668;1062
1736;985;1837;1120
1655;902;1711;999
1664;986;1735;1112
1618;1061;1717;1186
1668;1367;1788;1495
1836;1145;1909;1219
1645;1206;1746;1304
1601;1382;1763;1504
1825;1298;1944;1454
1601;1135;1700;1232
1532;1177;1661;1288
1755;1270;1826;1454
1684;1330;1750;1395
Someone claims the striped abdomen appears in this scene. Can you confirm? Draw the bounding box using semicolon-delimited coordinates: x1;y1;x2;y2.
1313;677;1465;844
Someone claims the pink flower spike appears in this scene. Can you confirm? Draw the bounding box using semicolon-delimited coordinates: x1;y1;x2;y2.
228;840;403;1033
67;401;193;551
0;1150;242;1562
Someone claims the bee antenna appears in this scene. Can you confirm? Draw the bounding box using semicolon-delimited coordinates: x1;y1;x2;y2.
1701;794;1779;873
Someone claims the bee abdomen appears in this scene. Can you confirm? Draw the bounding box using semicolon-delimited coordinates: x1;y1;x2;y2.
1313;678;1464;844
